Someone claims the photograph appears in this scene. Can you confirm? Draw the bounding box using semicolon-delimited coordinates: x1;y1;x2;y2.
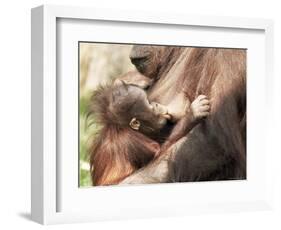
79;43;247;187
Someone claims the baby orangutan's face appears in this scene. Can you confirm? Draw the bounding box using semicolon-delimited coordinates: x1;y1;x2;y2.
110;79;171;134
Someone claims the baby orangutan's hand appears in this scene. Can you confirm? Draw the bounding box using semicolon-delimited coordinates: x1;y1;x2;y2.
190;95;210;120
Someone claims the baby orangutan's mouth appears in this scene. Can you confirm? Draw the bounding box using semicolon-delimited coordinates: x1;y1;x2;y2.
151;102;172;120
162;113;172;120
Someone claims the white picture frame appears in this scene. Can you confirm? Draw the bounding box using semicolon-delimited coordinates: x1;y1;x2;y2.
31;4;274;225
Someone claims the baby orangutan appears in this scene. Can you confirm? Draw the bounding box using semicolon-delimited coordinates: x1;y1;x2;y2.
117;71;210;145
89;71;210;185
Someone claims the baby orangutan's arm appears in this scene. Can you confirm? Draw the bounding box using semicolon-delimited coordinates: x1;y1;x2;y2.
119;136;188;184
163;95;210;149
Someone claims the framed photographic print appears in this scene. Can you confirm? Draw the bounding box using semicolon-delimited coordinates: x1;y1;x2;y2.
31;5;274;225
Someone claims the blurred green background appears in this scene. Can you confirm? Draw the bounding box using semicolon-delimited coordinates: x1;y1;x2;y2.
79;43;135;187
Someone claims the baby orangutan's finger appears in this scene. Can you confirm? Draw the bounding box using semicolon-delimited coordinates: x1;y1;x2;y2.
199;105;210;112
199;99;210;106
197;95;207;101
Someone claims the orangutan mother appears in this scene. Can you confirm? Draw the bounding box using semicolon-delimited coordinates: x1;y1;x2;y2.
121;45;246;183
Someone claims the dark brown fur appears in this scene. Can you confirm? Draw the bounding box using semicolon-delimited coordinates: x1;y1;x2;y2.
129;46;246;182
88;81;161;185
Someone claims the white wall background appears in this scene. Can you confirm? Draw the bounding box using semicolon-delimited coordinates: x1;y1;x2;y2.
0;0;280;229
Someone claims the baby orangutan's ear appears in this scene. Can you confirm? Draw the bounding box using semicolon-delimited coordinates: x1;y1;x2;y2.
129;117;141;130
